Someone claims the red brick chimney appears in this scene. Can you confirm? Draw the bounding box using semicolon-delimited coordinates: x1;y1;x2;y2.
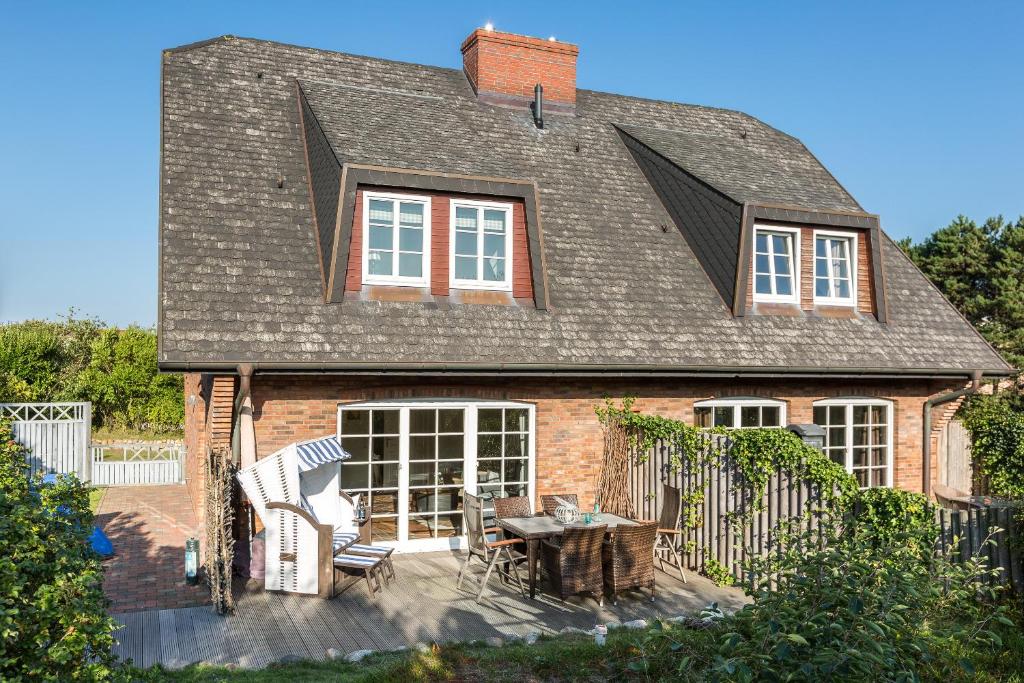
461;27;579;113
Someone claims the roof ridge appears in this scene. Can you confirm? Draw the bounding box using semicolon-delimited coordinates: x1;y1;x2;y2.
165;34;466;77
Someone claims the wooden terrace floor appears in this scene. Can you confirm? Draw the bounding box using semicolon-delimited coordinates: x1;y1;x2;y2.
111;550;748;670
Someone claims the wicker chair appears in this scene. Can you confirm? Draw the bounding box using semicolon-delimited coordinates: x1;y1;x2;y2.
602;521;657;604
540;494;579;516
541;524;607;604
653;484;687;582
457;492;527;603
493;495;533;519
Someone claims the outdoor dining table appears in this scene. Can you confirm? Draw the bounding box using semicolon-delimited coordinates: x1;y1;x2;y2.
495;513;638;599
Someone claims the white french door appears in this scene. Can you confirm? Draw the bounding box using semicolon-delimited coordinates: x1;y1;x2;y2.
337;400;535;552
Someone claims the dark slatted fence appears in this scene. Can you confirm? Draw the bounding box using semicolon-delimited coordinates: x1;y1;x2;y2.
628;435;835;588
935;506;1023;594
629;435;1023;593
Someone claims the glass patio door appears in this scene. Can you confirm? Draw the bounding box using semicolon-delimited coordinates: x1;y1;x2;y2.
338;401;534;552
408;408;465;543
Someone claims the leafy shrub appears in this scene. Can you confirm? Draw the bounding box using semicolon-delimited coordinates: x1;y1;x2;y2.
0;316;182;434
961;393;1024;499
702;558;735;587
851;486;934;549
79;327;183;432
0;419;120;681
638;507;1012;682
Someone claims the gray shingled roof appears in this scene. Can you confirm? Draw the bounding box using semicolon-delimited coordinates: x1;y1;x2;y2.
158;36;1011;375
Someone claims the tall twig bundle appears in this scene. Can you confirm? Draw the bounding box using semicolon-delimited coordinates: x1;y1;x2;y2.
596;416;635;518
205;446;236;614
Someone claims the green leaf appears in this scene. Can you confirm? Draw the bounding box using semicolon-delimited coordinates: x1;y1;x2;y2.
786;633;809;647
959;658;975;676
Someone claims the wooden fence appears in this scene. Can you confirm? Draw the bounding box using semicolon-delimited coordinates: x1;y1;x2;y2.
936;505;1023;594
91;442;185;486
629;435;833;588
937;418;972;493
629;434;1022;593
1;402;91;480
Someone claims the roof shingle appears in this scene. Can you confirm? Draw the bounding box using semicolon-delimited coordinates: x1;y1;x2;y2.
158;36;1010;375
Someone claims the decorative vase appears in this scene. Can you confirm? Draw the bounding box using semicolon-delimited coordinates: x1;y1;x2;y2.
554;503;581;525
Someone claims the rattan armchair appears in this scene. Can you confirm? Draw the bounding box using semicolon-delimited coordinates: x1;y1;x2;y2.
540;494;578;515
457;492;527;603
654;484;686;582
493;495;533;519
541;524;607;604
602;521;657;604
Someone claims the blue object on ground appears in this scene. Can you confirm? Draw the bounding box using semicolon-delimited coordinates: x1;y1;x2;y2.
90;525;115;558
38;472;114;557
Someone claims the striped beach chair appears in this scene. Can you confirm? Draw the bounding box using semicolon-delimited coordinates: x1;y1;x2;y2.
237;435;360;597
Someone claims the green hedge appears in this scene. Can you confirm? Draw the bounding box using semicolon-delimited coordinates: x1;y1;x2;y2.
0;419;119;680
0;316;183;433
960;393;1024;500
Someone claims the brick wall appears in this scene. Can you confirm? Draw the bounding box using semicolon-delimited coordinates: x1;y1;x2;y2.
228;375;968;512
182;374;236;529
461;29;579;106
346;186;533;300
748;225;876;316
182;372;208;522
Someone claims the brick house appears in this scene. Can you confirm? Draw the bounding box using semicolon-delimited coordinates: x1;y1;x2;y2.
160;29;1012;553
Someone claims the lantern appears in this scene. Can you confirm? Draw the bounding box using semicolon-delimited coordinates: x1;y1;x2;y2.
185;537;199;585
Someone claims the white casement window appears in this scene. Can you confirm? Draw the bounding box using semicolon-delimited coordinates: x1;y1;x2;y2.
812;398;892;488
813;231;857;305
752;224;800;304
337;400;535;552
694;398;787;429
362;192;431;286
450;199;514;291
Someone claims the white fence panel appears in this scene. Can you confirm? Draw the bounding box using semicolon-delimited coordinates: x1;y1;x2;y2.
1;402;91;480
91;443;185;486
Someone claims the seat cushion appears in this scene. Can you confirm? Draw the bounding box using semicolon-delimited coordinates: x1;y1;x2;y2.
334;553;383;570
346;543;393;558
333;531;359;553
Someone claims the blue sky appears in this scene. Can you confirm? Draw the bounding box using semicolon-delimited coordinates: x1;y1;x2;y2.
1;1;1021;326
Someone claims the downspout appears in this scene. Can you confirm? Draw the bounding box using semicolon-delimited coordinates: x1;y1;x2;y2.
236;364;257;470
923;370;982;497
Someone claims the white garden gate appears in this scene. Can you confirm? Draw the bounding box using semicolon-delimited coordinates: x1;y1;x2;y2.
1;402;91;479
90;442;185;486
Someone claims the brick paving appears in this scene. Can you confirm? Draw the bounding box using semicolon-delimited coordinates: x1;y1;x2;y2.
95;485;209;613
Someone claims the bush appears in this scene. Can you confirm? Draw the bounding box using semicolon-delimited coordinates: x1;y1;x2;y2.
961;393;1024;499
0;316;183;434
631;505;1012;682
852;486;934;549
0;419;120;681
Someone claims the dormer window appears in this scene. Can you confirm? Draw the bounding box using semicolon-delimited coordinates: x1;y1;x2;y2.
752;225;799;304
362;192;431;287
814;231;856;306
450;199;513;291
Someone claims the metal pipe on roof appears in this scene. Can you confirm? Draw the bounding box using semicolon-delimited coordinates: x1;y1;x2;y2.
922;370;982;498
532;83;544;129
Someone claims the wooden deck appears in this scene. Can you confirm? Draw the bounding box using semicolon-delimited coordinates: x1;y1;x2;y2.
110;550;747;670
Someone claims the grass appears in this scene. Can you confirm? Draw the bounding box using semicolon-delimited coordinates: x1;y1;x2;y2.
89;486;105;514
128;607;1024;683
92;427;184;443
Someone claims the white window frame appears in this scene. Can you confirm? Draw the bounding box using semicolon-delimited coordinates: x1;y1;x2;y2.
361;191;432;287
336;398;536;553
693;397;787;429
752;223;801;304
812;230;857;306
812;397;893;489
449;198;514;292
